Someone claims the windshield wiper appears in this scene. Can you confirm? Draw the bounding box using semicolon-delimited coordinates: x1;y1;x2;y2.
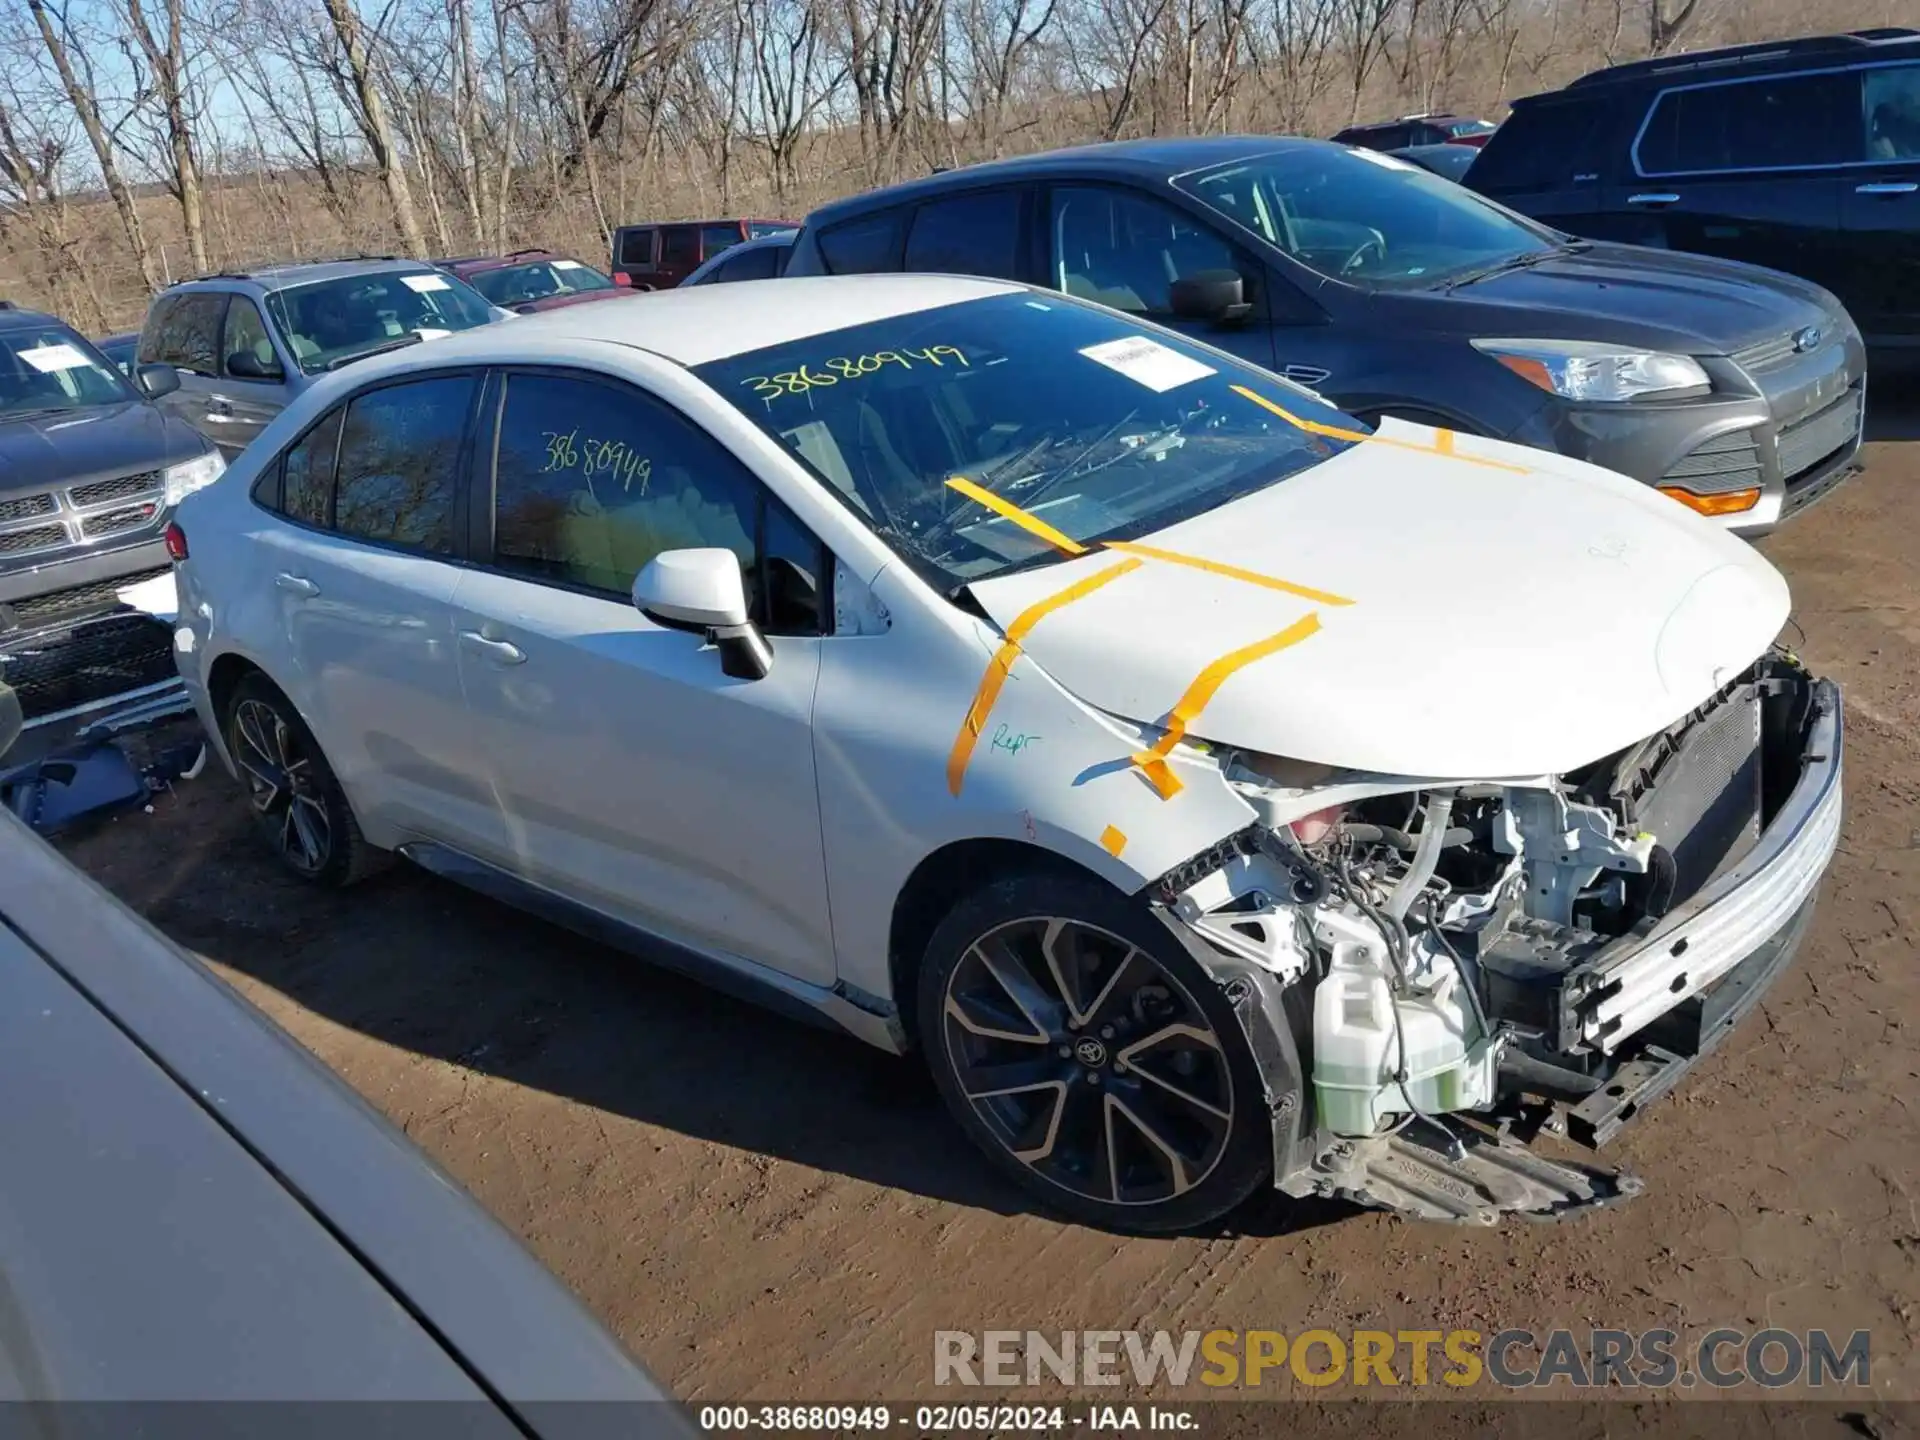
1441;245;1572;293
322;332;426;372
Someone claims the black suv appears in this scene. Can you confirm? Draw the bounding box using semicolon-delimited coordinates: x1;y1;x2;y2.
1467;28;1920;355
0;304;221;728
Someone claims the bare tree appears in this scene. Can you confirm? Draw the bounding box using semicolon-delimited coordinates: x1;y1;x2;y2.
25;0;161;291
115;0;209;271
319;0;431;253
1648;0;1703;54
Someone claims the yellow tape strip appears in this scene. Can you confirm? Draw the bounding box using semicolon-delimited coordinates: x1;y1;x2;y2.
1100;825;1128;858
1131;611;1323;795
1233;385;1528;474
946;558;1143;797
946;477;1087;556
1102;540;1354;608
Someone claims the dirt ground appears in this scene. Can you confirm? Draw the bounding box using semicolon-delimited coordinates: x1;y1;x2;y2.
58;391;1920;1416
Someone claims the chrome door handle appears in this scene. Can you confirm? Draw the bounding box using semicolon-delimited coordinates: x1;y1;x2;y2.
274;573;319;598
1856;181;1918;195
207;396;234;416
459;630;526;665
1626;192;1680;206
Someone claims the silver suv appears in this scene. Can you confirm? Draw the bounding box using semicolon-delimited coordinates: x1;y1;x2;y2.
137;257;509;458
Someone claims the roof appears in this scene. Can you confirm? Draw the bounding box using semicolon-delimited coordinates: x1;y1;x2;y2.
437;249;567;275
1561;27;1919;91
803;135;1326;228
611;217;797;231
167;257;447;293
352;273;1015;373
0;306;62;331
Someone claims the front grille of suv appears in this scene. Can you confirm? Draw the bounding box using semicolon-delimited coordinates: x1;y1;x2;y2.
0;522;69;557
1660;428;1763;495
1;565;171;633
1778;384;1863;487
83;503;161;540
1731;333;1798;376
70;470;162;507
0;612;175;721
0;493;57;524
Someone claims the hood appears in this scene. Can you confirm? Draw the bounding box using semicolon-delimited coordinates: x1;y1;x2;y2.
515;289;641;314
964;419;1789;779
0;400;209;498
1424;242;1833;355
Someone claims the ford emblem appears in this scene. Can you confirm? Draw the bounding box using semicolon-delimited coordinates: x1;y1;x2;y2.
1792;326;1822;354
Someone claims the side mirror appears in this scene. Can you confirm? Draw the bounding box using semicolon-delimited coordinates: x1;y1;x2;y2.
1169;269;1254;325
632;548;772;681
135;363;180;399
227;349;284;381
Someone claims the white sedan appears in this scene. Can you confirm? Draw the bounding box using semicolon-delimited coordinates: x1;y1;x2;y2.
168;274;1842;1231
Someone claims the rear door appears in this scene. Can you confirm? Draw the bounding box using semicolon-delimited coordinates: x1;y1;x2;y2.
447;366;837;984
1842;60;1920;343
613;226;658;287
1610;69;1856;303
205;294;289;458
137;290;227;438
250;371;495;849
658;226;701;285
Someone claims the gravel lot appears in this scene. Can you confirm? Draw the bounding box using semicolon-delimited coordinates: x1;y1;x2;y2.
60;390;1920;1413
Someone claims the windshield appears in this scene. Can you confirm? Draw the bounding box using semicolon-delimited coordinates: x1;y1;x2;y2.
693;291;1370;590
0;325;134;417
1177;146;1556;288
469;258;614;306
266;271;495;374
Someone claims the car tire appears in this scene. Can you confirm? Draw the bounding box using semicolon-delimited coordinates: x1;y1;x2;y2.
917;870;1273;1234
224;673;387;887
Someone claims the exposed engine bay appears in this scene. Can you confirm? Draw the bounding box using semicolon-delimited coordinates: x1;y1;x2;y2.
1152;649;1843;1224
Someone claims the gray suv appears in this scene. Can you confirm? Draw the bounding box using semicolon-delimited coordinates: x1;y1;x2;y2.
788;136;1868;535
138;258;508;457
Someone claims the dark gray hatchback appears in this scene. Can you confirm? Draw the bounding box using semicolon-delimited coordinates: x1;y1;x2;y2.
787;135;1867;535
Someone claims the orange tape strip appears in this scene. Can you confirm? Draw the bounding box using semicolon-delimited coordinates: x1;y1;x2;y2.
946;477;1087;556
946;558;1143;797
1100;825;1128;858
1131;611;1323;795
1103;541;1354;608
1233;385;1528;474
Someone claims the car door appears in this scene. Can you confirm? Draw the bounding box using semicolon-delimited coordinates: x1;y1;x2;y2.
1612;70;1855;304
1843;60;1920;343
1043;183;1280;370
205;294;290;457
448;366;837;985
138;290;228;438
252;371;497;850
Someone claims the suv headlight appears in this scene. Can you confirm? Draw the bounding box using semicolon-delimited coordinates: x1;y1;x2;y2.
1471;338;1709;402
162;450;226;505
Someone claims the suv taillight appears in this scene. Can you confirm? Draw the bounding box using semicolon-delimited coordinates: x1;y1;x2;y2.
163;522;188;562
612;271;631;287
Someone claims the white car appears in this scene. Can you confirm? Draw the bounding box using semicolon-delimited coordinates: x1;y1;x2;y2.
168;275;1843;1231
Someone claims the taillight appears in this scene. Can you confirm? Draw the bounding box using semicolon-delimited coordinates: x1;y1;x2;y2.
163;522;188;562
612;271;631;287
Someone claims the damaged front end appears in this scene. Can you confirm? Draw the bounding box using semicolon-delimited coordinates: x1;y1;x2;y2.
1149;649;1843;1225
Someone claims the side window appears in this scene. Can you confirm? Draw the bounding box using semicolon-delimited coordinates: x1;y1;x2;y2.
1638;72;1863;174
221;297;281;380
489;372;826;634
903;189;1025;280
332;375;474;554
700;223;744;259
136;296;176;366
1050;186;1239;315
142;292;224;373
619;229;657;269
816;211;906;274
715;244;781;284
272;407;344;526
661;227;699;268
1866;65;1920;161
1469;99;1609;191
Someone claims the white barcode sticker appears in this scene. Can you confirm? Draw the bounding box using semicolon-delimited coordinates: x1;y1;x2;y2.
401;273;451;293
19;343;90;373
1078;336;1216;392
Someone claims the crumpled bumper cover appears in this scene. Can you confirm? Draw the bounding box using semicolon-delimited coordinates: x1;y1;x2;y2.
1569;678;1843;1053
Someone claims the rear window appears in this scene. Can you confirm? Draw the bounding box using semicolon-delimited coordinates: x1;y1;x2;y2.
1469;99;1609;190
1637;72;1863;174
661;228;699;267
707;243;784;284
700;223;745;259
816;212;906;274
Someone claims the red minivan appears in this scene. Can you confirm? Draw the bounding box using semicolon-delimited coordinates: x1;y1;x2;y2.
608;218;798;290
